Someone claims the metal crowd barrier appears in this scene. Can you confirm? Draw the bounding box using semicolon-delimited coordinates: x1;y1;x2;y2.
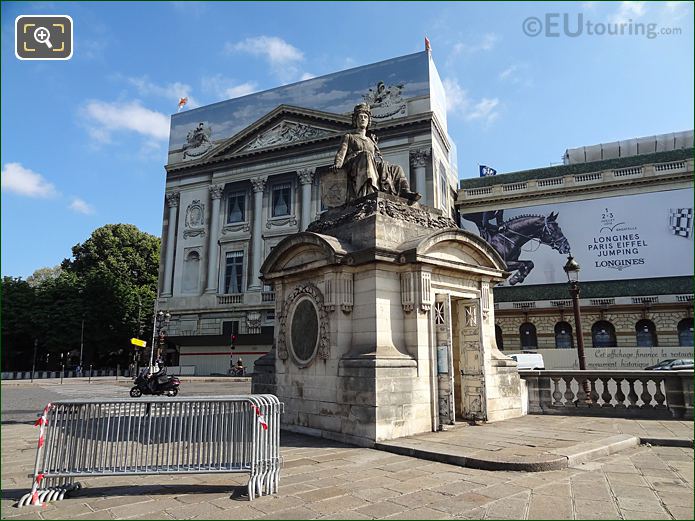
17;395;282;507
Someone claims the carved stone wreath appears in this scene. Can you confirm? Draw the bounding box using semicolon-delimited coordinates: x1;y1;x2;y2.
277;283;330;365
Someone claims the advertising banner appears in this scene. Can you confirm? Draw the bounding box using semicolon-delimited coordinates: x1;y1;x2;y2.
460;188;694;286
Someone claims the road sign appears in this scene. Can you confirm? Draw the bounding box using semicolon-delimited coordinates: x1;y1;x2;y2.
130;338;146;348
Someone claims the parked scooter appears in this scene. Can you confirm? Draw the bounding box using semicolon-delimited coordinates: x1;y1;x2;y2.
130;366;180;397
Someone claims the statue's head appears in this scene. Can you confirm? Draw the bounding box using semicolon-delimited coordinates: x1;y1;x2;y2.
351;103;372;129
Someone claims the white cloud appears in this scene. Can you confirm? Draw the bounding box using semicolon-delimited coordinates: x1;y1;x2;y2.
69;197;95;215
1;162;59;198
442;78;470;113
442;78;500;125
452;33;498;55
82;100;170;143
662;1;691;21
201;75;258;101
499;65;519;81
300;72;316;81
466;98;500;123
226;36;304;81
127;76;200;108
609;1;647;24
498;64;532;86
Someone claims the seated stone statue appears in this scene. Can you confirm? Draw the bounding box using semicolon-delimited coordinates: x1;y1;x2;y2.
332;103;421;205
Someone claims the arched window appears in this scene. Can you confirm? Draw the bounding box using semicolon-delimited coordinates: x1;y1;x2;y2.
554;321;573;349
495;324;504;351
591;320;617;348
678;318;694;347
182;251;200;293
519;322;537;349
635;319;657;347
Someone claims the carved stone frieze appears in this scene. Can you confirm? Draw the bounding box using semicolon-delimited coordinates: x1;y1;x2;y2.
221;222;251;234
277;283;330;363
266;216;297;229
307;195;457;234
241;121;333;152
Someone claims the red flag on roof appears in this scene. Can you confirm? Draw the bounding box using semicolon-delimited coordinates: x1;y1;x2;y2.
425;37;431;52
177;97;188;112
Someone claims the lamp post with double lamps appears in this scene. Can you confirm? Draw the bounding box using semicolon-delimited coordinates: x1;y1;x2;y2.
150;310;170;368
563;255;592;405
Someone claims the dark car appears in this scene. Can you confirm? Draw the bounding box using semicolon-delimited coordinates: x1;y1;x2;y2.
644;359;694;370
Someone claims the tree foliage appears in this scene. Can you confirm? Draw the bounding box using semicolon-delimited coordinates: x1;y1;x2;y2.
1;224;160;371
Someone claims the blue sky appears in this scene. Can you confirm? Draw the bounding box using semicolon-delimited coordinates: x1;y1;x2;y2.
2;1;693;278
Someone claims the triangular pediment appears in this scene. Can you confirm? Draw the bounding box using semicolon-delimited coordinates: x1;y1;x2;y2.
201;105;352;162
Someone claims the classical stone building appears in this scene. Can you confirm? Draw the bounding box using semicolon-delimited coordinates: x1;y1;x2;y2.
456;132;694;368
158;51;459;375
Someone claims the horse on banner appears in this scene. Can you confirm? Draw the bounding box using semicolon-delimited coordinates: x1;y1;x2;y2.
464;211;571;285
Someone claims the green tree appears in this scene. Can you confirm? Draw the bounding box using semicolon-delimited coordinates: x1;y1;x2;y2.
1;277;37;371
62;224;160;367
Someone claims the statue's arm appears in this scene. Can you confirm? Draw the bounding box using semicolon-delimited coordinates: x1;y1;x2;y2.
334;134;350;169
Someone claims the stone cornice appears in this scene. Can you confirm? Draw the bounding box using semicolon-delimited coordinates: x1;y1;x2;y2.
165;111;437;177
457;156;693;212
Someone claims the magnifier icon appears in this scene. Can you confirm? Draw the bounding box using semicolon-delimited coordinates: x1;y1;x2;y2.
33;26;53;49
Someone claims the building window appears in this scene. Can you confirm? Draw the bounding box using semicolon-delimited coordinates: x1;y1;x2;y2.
677;318;693;347
519;322;537;348
223;251;244;294
227;191;246;223
271;182;292;217
591;320;617;348
495;324;504;351
635;319;657;347
555;321;573;349
438;161;448;213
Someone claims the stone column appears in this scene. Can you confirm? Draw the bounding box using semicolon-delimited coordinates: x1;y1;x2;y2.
204;185;224;293
162;191;180;296
410;147;431;203
297;168;316;231
249;176;267;290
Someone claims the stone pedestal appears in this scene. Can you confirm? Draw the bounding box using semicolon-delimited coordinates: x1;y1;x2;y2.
254;192;524;446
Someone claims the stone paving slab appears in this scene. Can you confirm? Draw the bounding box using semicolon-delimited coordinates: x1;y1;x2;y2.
2;416;693;520
375;415;693;471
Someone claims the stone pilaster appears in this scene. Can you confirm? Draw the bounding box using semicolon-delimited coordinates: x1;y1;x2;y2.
410;147;431;203
297;168;316;231
204;185;224;293
249;176;267;290
162;191;180;296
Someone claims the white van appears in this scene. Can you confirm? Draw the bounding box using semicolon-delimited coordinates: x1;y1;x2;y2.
509;353;545;370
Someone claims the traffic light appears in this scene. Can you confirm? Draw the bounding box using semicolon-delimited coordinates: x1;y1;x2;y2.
231;334;237;350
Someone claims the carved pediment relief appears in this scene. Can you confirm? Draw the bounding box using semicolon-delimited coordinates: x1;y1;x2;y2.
238;121;335;152
205;106;351;161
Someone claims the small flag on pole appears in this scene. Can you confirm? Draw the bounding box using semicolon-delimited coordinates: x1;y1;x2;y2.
177;97;188;112
425;36;431;52
479;165;497;177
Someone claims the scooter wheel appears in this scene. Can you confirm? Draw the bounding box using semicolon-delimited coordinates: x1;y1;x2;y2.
130;386;143;398
170;388;179;397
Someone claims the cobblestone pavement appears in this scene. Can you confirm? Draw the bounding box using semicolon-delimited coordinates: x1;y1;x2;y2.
2;423;692;520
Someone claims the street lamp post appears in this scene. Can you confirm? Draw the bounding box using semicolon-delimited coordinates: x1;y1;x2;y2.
563;255;592;405
149;310;170;368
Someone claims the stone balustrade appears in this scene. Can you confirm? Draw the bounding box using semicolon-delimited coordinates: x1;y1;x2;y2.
521;370;693;420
